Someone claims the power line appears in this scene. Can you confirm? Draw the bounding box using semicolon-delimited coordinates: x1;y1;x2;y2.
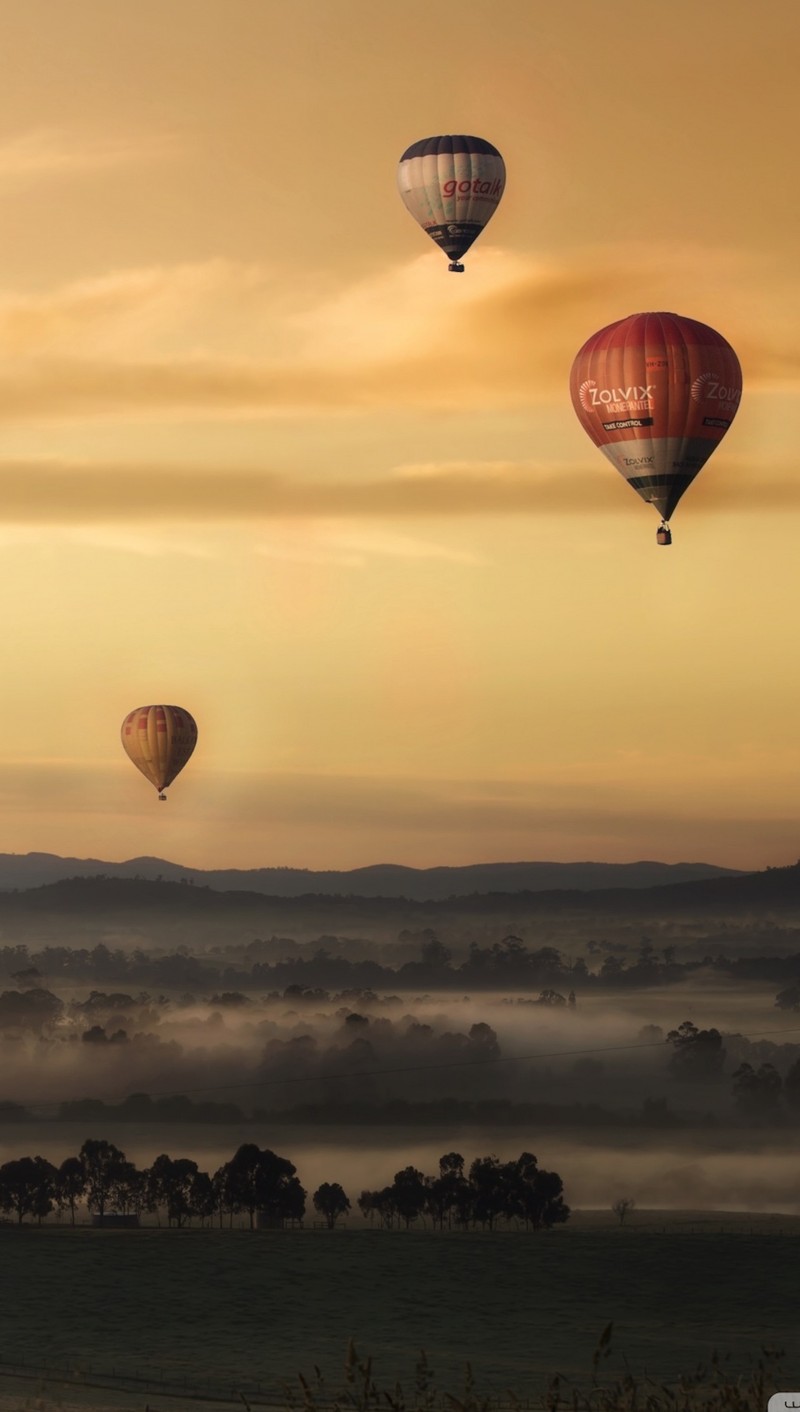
10;1026;800;1114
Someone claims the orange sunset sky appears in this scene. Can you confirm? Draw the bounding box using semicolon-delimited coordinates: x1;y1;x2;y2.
0;0;797;871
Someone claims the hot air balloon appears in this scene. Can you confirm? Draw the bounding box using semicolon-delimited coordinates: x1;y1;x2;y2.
121;704;197;801
569;312;742;544
397;135;505;272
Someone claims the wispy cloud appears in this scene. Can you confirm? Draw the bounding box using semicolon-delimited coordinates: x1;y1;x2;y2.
0;127;181;192
0;243;793;422
0;457;613;522
254;524;484;568
0;261;274;358
0;454;789;526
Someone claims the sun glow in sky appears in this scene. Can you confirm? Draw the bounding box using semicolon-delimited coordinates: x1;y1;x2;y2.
0;0;798;869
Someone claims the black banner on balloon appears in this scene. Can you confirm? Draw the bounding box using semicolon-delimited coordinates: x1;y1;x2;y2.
602;418;654;431
426;222;485;260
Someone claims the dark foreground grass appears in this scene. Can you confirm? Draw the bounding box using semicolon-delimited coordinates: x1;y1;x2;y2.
2;1224;796;1391
0;1333;787;1411
276;1334;786;1412
1;1225;795;1408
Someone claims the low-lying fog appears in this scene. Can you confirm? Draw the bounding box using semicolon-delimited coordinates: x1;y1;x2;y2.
1;979;794;1111
2;965;800;1211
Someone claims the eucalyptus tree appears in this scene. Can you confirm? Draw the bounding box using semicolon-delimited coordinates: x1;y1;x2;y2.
79;1138;127;1220
110;1160;147;1217
426;1152;469;1230
313;1182;350;1229
190;1170;217;1227
56;1156;87;1226
468;1155;507;1230
390;1167;429;1228
148;1154;200;1227
0;1156;57;1224
220;1144;306;1229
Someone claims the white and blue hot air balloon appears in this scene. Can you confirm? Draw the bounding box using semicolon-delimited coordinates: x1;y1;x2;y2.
397;134;506;272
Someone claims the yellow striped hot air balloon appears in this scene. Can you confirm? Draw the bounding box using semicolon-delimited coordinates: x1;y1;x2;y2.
120;704;197;801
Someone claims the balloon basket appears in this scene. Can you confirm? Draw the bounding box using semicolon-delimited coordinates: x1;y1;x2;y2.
656;524;672;546
448;262;465;273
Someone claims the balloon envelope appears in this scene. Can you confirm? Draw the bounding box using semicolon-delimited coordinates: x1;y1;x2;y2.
121;704;197;796
570;312;742;522
397;134;505;266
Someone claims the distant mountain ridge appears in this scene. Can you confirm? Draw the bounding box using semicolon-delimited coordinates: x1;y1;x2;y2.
0;853;746;900
0;862;797;952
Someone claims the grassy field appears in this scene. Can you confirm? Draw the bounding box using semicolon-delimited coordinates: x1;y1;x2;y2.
0;1215;796;1403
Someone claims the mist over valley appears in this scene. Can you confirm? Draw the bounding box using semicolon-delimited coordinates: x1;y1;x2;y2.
2;858;800;1213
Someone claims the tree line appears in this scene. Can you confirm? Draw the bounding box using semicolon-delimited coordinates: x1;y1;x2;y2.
665;1019;800;1120
0;1138;568;1232
4;931;800;994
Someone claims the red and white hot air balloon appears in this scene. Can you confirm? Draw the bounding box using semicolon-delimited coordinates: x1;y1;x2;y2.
121;704;197;801
397;134;505;272
570;312;742;544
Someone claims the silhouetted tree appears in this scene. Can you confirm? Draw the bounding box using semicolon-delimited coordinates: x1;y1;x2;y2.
148;1154;200;1227
357;1185;398;1228
612;1197;636;1225
313;1181;350;1229
468;1155;507;1230
666;1021;726;1081
220;1144;306;1228
467;1022;500;1058
599;956;626;984
56;1156;87;1225
212;1163;236;1228
81;1027;128;1050
190;1171;217;1227
0;988;63;1031
277;1174;307;1225
0;1155;56;1223
503;1152;570;1230
30;1156;58;1224
82;1025;109;1044
109;1160;145;1216
420;935;453;970
222;1144;263;1228
357;1189;378;1225
80;1138;127;1220
255;1149;305;1226
390;1166;428;1228
426;1152;469;1230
